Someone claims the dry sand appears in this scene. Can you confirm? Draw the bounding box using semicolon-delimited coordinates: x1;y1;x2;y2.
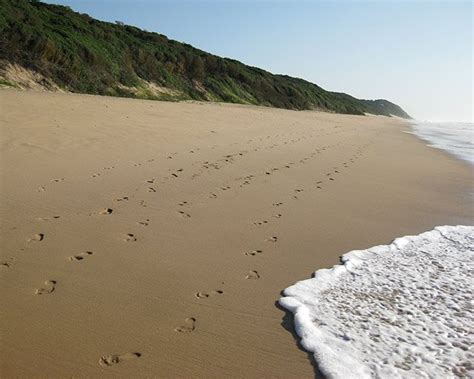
1;90;472;378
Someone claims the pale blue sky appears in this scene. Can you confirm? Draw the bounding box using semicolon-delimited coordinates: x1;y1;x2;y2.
45;0;473;121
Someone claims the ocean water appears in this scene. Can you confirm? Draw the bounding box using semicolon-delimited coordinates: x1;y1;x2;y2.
280;226;474;379
409;121;474;165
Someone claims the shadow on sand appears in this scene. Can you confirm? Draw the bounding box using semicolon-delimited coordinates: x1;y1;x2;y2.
275;299;325;379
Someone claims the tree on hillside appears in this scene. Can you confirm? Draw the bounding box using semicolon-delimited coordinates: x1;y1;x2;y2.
188;56;205;81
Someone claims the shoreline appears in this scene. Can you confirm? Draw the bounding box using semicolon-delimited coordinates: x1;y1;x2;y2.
405;120;473;168
1;90;472;378
280;225;473;379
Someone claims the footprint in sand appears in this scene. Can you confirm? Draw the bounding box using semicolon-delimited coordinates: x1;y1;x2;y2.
147;179;155;184
178;201;188;206
99;208;113;215
170;169;183;178
99;352;141;367
272;214;282;218
244;250;263;257
37;186;46;192
329;178;335;181
178;211;191;218
37;216;60;222
266;236;278;243
69;251;94;262
51;178;64;183
114;196;129;202
272;202;283;207
195;290;223;299
28;233;44;242
138;219;150;227
175;317;196;333
253;221;268;226
35;280;56;295
148;187;157;193
209;193;217;199
124;234;137;242
245;270;260;280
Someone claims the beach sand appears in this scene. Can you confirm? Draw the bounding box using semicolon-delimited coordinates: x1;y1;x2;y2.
1;90;472;378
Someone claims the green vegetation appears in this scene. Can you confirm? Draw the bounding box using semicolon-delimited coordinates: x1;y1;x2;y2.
0;0;411;118
0;78;19;88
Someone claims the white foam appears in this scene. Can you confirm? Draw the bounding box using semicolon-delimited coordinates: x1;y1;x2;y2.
409;121;474;165
279;226;474;379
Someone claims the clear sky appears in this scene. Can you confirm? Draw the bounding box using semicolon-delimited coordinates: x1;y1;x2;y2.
44;0;472;122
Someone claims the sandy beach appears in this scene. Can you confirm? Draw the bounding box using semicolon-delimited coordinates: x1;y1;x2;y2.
1;89;472;378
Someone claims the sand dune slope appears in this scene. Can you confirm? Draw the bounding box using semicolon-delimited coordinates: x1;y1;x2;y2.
0;90;472;378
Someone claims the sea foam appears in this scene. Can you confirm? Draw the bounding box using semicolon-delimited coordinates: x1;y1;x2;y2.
409;121;474;165
279;226;474;379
